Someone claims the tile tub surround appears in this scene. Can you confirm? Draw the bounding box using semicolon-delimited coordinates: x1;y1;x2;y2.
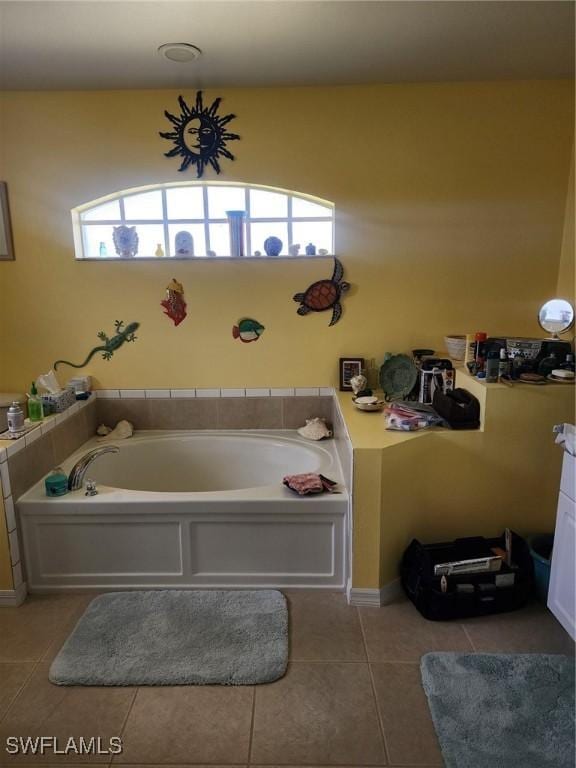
95;393;335;431
0;398;98;606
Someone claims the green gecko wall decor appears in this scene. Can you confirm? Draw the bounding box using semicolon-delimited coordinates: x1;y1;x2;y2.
53;321;140;370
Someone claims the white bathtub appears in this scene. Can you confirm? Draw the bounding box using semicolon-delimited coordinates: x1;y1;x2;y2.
18;431;348;591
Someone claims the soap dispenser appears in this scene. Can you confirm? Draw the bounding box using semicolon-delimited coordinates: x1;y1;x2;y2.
27;382;44;422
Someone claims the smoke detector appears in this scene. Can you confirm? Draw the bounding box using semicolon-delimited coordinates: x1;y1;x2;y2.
158;43;202;63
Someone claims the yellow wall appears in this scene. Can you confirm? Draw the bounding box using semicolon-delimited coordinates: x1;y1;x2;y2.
0;81;574;392
557;145;575;302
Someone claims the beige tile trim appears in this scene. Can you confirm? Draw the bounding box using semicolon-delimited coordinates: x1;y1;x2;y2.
96;387;335;399
0;582;27;607
348;579;403;607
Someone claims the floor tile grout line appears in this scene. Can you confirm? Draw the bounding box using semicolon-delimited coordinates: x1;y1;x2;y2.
358;606;392;766
110;687;140;765
246;685;257;766
461;623;477;652
0;658;40;727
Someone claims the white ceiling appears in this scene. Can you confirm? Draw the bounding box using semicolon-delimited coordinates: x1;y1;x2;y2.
0;0;574;90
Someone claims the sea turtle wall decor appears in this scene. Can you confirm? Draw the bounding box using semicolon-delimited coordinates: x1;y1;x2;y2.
293;258;350;326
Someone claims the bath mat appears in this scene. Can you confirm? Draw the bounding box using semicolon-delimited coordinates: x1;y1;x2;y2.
420;652;575;768
49;589;288;686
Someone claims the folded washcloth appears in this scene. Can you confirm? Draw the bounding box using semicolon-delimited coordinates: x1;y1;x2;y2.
283;473;339;496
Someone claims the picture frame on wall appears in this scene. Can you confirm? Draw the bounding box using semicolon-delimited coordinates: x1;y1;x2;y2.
0;182;15;261
339;357;364;391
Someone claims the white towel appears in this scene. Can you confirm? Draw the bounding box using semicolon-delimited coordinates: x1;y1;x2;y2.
553;423;576;456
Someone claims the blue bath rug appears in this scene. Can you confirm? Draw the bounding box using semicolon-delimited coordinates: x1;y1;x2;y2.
421;652;575;768
50;589;288;686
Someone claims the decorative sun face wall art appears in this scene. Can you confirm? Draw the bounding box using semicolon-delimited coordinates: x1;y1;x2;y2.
159;92;240;177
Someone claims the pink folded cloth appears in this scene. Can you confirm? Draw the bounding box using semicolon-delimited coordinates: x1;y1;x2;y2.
283;473;338;496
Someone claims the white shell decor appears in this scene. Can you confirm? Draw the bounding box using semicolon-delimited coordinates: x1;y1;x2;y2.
97;419;134;441
349;373;368;395
297;417;333;441
96;424;112;436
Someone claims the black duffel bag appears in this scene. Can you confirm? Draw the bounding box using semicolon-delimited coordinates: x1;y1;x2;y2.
433;387;480;429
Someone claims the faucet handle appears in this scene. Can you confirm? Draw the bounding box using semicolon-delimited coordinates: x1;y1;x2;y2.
85;479;98;496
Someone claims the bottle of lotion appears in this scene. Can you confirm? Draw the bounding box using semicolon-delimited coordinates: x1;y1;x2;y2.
27;382;44;422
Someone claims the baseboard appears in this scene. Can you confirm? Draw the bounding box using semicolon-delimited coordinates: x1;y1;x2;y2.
0;581;27;607
347;578;403;607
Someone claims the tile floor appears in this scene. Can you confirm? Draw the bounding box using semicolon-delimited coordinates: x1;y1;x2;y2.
0;590;573;766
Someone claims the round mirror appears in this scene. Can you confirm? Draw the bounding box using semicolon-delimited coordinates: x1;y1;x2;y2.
538;298;575;337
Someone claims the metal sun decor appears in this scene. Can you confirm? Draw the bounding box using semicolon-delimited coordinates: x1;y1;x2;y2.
159;91;240;177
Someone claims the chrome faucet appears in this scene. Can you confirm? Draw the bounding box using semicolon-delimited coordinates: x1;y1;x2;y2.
68;445;119;491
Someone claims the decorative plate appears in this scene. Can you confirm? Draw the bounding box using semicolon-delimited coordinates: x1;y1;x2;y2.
353;397;385;412
379;354;418;401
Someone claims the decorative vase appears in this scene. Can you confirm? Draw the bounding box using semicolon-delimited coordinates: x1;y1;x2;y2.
112;226;138;258
226;210;246;258
264;236;282;257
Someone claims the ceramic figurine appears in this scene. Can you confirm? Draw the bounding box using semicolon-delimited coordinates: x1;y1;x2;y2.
175;231;194;257
53;321;139;370
254;250;262;257
112;225;138;258
161;278;187;326
350;374;368;395
305;242;316;255
318;248;329;256
97;420;133;441
288;244;301;257
264;236;282;257
207;249;217;257
155;243;165;257
293;257;350;326
297;417;333;441
232;318;265;343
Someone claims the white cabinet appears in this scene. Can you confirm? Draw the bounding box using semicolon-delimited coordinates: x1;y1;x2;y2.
548;450;576;640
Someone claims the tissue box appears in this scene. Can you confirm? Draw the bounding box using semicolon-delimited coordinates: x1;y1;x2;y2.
41;388;76;414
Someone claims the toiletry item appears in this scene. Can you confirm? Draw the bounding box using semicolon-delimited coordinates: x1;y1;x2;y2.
45;467;69;497
463;334;476;367
434;556;502;576
440;575;448;593
41;388;76;413
485;351;500;383
474;332;487;372
504;527;512;567
498;348;509;380
155;243;165;257
27;382;44;422
7;401;25;436
538;352;558;378
561;353;575;373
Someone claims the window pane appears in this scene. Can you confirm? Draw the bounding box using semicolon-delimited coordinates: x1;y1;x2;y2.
207;186;245;219
292;197;332;218
292;221;333;254
249;223;289;256
168;224;207;257
81;200;121;222
208;223;232;256
166;187;204;220
250;189;288;218
82;225;118;259
120;224;166;257
123;190;163;220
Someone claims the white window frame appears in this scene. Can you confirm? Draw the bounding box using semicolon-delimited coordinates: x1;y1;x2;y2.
71;181;335;260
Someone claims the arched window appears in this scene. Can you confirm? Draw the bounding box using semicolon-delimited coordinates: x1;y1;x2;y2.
72;182;334;260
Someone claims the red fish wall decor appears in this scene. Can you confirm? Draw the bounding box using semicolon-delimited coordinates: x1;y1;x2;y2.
161;278;187;326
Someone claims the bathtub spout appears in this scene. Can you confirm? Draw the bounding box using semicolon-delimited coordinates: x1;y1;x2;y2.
68;446;120;491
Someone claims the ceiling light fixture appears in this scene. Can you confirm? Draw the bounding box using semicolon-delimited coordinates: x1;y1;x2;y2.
158;43;202;63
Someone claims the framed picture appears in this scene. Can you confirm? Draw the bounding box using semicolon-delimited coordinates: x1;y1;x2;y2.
0;182;15;261
339;357;364;391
